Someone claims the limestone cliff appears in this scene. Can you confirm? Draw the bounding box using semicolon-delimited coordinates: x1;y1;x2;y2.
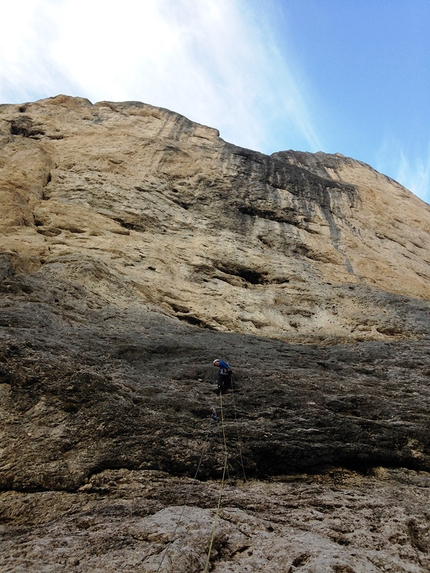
1;96;430;572
1;95;429;342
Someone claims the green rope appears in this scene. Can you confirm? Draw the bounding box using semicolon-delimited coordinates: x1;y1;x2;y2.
156;417;213;573
203;391;229;573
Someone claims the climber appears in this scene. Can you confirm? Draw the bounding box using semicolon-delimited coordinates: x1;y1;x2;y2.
213;359;233;393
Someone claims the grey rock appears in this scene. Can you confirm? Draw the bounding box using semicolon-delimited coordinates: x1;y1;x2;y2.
1;95;430;571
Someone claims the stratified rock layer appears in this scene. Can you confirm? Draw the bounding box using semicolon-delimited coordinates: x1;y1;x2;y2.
1;95;429;342
1;95;430;572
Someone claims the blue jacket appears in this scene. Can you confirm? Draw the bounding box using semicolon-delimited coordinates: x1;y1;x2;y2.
217;360;231;372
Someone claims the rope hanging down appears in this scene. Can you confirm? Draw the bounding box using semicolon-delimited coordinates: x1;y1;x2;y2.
230;374;247;482
156;416;214;573
203;390;229;573
157;371;245;572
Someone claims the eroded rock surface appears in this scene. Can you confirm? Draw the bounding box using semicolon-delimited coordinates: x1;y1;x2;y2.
1;95;429;342
1;95;430;571
1;469;430;573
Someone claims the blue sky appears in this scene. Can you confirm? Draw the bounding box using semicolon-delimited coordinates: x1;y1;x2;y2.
1;0;429;203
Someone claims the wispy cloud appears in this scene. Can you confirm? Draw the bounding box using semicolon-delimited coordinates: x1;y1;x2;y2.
395;150;430;205
0;0;322;153
376;135;430;204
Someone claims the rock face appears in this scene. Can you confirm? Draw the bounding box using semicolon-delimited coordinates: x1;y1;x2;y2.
1;95;430;572
1;95;429;342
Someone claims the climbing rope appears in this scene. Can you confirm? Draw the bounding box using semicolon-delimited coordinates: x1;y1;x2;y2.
203;390;229;573
230;374;247;482
157;371;246;572
156;416;214;573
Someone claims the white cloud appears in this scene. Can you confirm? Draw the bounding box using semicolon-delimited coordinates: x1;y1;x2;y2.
0;0;80;102
376;136;430;204
395;149;430;205
0;0;322;153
